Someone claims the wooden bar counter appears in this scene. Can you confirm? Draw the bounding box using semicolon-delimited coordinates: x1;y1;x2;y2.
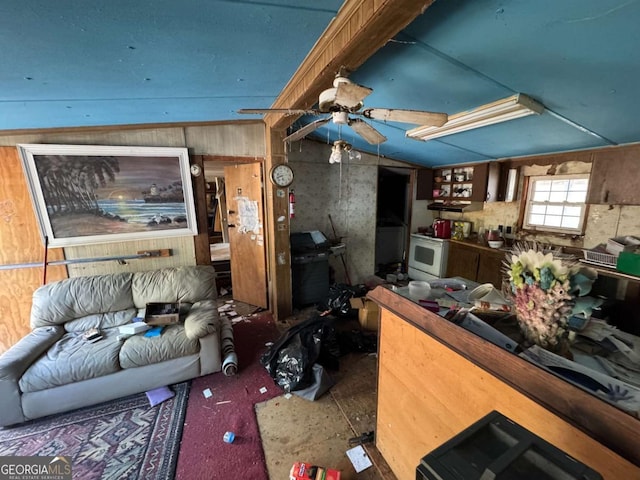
368;286;640;480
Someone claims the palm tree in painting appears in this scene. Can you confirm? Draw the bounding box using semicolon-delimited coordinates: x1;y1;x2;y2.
35;155;120;216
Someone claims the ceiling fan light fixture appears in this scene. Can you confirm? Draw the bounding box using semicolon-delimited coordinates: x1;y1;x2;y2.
406;94;544;141
329;140;354;164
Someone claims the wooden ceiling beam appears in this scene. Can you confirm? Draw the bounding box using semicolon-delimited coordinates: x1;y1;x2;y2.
264;0;436;130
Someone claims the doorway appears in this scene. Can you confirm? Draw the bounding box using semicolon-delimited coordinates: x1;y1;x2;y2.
375;167;412;276
203;159;268;309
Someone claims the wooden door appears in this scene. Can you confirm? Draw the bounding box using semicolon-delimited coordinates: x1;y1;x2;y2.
0;147;68;354
224;163;267;308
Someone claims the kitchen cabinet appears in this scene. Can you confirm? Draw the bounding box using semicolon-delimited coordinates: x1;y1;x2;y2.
446;240;507;288
477;249;506;287
445;242;479;279
587;155;640;205
415;168;434;200
433;162;493;202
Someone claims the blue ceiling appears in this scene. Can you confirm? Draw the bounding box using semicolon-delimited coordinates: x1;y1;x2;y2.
1;1;343;129
3;0;640;167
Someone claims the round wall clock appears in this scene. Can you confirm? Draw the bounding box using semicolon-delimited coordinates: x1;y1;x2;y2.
190;164;202;177
269;164;294;187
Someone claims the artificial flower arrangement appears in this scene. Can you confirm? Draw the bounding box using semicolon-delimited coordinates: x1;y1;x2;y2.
505;243;597;354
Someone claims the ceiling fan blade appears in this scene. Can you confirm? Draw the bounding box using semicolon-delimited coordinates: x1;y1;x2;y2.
348;118;387;145
363;108;448;126
334;82;373;108
284;117;331;143
238;108;318;115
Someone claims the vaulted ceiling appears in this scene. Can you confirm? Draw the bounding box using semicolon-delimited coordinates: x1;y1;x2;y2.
3;1;640;167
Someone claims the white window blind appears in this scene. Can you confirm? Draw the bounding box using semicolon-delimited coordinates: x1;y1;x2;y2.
523;174;589;234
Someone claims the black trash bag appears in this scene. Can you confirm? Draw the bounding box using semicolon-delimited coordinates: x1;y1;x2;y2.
260;314;338;393
318;283;368;317
337;329;378;354
272;335;313;393
292;364;335;401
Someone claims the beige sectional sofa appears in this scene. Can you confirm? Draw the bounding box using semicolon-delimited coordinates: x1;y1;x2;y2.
0;265;234;427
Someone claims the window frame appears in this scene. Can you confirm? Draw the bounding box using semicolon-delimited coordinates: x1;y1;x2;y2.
522;173;589;235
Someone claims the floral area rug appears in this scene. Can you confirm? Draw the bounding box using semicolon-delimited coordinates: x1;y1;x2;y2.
0;381;189;480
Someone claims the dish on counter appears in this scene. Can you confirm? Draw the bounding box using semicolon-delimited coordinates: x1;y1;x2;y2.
409;280;431;300
428;279;467;291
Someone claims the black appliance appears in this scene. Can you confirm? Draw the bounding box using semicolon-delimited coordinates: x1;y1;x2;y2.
416;411;603;480
290;231;331;308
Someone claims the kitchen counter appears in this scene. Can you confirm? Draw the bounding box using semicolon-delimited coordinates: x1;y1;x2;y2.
447;239;640;306
368;286;640;480
449;237;513;253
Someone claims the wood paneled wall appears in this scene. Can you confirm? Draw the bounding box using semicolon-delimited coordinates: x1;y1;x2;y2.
0;147;68;353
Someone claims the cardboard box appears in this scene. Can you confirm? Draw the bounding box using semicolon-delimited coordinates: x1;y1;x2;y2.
144;302;181;326
349;297;379;331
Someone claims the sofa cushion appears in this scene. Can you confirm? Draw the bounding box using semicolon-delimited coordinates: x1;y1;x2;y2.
119;325;199;369
19;328;122;393
64;309;138;332
184;300;218;340
31;273;134;329
131;266;216;308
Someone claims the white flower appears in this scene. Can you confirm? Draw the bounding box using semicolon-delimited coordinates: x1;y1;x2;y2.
512;249;568;279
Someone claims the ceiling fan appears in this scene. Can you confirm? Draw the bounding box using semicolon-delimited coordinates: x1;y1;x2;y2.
238;75;448;145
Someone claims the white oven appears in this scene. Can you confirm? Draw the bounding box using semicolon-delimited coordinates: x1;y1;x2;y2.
408;234;450;281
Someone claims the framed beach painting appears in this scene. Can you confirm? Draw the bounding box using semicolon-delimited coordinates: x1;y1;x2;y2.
18;144;198;247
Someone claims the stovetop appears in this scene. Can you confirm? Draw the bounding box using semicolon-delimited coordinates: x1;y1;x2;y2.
410;233;450;242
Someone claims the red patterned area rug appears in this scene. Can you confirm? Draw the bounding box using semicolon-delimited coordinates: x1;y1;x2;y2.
0;381;189;480
174;312;282;480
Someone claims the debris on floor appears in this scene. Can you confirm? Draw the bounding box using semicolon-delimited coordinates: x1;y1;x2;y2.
346;445;373;473
290;461;341;480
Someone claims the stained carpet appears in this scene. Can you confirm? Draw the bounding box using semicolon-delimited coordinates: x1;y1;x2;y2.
0;381;189;479
174;311;282;480
255;353;388;480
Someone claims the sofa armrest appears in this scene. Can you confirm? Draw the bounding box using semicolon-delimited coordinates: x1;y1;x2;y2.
198;332;222;376
0;325;64;426
184;300;218;340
